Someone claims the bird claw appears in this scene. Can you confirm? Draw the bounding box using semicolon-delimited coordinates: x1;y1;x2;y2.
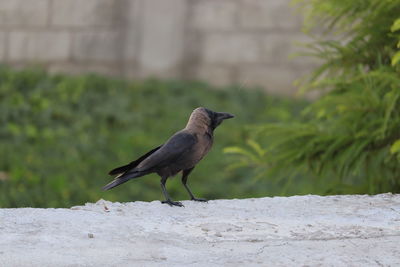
161;200;184;207
191;198;208;202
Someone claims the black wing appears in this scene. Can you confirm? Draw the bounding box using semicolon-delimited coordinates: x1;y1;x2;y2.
108;145;162;175
135;131;197;173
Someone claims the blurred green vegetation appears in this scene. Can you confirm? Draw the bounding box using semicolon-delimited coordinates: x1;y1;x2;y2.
226;0;400;195
0;66;307;208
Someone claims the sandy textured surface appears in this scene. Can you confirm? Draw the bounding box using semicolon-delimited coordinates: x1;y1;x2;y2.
1;194;400;266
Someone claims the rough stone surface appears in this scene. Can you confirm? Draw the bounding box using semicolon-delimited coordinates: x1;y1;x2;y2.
9;31;71;61
203;33;260;64
136;0;187;78
0;0;48;26
239;65;304;95
191;0;237;30
72;31;122;62
0;194;399;266
238;0;303;30
261;33;315;66
51;0;120;27
0;32;6;60
122;0;140;62
196;65;233;87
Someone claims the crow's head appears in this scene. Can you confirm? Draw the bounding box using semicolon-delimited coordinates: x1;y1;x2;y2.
203;108;234;130
187;107;234;132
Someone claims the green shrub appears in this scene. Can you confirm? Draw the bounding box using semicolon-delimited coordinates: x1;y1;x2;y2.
0;66;306;207
226;0;400;194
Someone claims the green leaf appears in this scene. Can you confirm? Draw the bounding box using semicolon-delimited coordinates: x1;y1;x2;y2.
223;146;258;162
390;140;400;154
246;139;266;157
391;18;400;32
391;51;400;66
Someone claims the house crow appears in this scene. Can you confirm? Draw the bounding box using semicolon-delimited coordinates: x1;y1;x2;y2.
102;107;234;207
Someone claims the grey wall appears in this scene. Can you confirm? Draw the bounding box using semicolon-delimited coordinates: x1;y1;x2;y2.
0;0;316;95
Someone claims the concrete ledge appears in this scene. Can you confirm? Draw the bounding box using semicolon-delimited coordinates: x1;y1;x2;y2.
1;194;400;266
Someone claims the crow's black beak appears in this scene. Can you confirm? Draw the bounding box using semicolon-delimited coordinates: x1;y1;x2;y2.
217;112;235;120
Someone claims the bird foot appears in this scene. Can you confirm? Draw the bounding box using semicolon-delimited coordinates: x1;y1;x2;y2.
191;197;208;202
161;200;184;207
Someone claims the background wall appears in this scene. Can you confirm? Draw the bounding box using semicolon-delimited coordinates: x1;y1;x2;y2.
0;0;316;95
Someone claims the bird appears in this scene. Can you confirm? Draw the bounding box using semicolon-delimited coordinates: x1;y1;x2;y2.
102;107;234;207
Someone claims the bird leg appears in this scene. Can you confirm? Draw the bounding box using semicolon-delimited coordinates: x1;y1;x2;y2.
182;168;208;202
160;176;184;207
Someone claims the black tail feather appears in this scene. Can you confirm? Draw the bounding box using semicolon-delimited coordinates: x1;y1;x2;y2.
108;145;162;175
108;164;131;176
102;171;147;191
102;176;131;191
